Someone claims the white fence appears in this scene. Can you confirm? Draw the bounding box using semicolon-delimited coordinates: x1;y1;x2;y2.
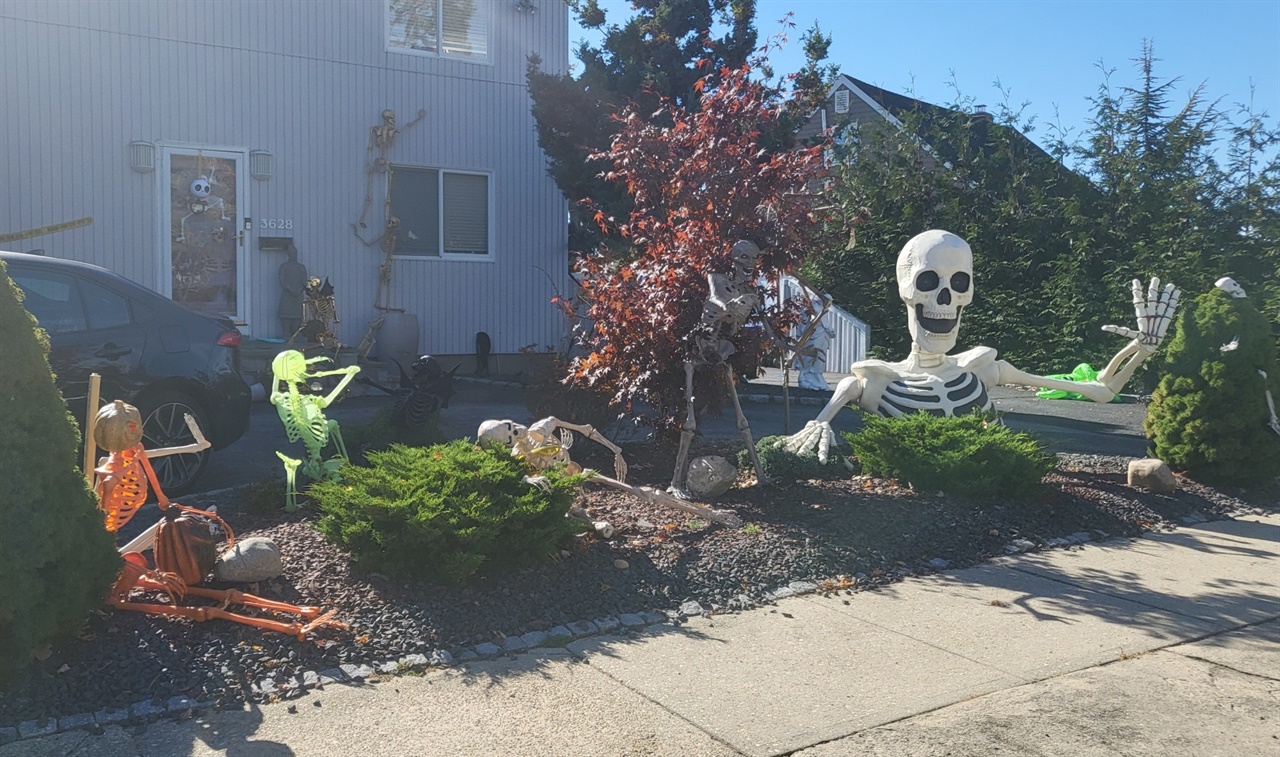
778;276;870;372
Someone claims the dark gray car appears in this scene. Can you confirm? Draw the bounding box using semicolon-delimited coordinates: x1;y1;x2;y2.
2;251;250;493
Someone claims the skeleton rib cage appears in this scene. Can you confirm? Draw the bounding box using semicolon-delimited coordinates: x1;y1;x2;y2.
877;372;991;418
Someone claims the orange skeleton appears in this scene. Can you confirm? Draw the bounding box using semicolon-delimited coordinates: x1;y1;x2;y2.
95;401;346;640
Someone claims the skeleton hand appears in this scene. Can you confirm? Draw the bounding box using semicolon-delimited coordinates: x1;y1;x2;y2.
613;454;628;483
783;420;837;465
1102;277;1180;355
183;413;211;451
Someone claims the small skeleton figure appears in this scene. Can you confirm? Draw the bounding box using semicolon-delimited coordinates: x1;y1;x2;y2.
271;350;361;511
795;293;835;392
478;418;742;531
1213;278;1280;436
787;230;1180;461
94;400;345;639
359;355;460;430
176;169;229;244
291;277;342;349
671;240;831;495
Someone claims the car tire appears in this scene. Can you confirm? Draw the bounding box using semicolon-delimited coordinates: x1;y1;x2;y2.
136;389;211;496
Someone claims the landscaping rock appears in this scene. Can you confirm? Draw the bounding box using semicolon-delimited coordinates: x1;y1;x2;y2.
18;718;56;739
213;537;284;583
687;456;737;499
1127;458;1177;493
0;726;16;745
129;701;165;720
520;630;548;648
399;653;429;669
567;620;598;637
94;706;129;726
503;635;528;653
340;664;373;680
473;642;501;658
618;613;646;628
928;557;951;569
680;600;705;617
429;650;453;667
593;616;620;633
57;712;95;732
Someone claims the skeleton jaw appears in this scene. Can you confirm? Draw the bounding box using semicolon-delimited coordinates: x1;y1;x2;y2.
908;304;962;353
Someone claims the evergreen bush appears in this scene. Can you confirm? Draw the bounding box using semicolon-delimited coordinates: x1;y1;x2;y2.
311;441;585;584
0;263;120;684
739;435;851;482
1145;289;1280;485
843;412;1054;499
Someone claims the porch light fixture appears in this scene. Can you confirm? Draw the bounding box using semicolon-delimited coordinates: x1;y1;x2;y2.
515;0;537;13
129;141;155;173
249;149;274;180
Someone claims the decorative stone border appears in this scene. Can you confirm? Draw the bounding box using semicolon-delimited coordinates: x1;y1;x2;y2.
0;516;1234;746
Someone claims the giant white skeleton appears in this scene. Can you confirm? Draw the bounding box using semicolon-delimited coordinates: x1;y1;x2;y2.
478;417;742;531
787;230;1181;460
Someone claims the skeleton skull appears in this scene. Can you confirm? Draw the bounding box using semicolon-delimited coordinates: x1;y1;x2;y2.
1215;276;1247;299
476;419;527;448
897;230;973;353
190;178;212;199
730;240;762;277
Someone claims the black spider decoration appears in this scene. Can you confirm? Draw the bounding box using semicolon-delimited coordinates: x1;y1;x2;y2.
359;354;459;429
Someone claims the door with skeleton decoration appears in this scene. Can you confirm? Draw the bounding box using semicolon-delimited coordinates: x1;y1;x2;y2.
160;147;248;326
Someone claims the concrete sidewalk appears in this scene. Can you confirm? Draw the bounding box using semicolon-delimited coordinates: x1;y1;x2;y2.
8;514;1277;757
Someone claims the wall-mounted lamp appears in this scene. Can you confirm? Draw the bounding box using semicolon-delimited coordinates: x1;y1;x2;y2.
249;149;274;180
515;0;537;13
129;141;155;173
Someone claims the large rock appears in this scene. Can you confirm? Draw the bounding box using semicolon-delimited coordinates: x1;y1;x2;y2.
1128;458;1177;493
687;455;737;499
213;536;284;583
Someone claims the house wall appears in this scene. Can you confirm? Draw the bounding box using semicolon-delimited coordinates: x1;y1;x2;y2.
0;0;571;354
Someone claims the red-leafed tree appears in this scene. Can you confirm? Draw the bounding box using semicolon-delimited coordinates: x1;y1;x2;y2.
566;60;837;433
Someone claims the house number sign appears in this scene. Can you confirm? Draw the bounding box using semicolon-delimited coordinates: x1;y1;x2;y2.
259;219;295;230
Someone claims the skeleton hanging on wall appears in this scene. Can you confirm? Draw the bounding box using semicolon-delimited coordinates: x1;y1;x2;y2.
358;109;426;229
669;240;829;498
786;230;1181;461
478;418;742;534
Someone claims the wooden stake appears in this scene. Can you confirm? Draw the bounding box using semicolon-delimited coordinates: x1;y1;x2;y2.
83;373;101;486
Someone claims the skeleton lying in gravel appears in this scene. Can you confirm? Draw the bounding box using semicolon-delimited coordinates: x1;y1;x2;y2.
786;230;1181;461
477;418;742;531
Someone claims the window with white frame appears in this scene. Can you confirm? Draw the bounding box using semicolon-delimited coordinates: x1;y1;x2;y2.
388;0;490;60
389;165;491;258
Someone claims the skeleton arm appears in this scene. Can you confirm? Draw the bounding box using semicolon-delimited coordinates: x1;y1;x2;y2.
534;417;628;483
995;277;1179;402
302;356;361;407
142;413;212;459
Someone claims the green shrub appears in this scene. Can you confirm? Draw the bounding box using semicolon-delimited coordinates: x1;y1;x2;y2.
343;406;442;462
843;412;1054;499
0;264;120;684
739;435;851;482
1145;289;1280;485
311;441;585;584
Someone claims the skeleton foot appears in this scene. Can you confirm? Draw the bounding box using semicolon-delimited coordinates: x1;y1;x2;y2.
783;421;836;464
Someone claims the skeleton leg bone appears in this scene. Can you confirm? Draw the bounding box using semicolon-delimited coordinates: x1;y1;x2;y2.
1260;370;1280;436
669;361;698;496
725;363;769;485
592;474;741;528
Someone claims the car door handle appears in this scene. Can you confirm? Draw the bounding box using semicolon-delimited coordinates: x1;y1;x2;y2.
94;344;133;360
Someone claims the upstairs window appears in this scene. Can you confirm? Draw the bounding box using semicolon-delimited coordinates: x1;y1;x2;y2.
389;165;491;259
388;0;490;61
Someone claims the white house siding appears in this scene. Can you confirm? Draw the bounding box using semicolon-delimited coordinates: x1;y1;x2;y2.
0;0;570;354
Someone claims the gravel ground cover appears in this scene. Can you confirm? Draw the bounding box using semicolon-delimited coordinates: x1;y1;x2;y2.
1;443;1275;732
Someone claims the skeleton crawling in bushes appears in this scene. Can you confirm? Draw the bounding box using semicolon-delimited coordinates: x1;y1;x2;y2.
786;229;1181;461
477;418;742;535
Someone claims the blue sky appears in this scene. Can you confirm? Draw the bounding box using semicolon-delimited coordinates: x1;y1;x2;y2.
577;1;1280;152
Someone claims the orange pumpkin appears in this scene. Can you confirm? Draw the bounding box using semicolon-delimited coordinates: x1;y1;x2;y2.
154;508;219;586
94;400;143;452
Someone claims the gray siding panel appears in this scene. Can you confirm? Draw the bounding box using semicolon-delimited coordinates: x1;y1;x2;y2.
2;0;570;354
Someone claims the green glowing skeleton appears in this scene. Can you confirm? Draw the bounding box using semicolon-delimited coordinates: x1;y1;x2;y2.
270;350;360;510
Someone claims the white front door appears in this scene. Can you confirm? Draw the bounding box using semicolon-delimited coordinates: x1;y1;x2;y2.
159;146;249;327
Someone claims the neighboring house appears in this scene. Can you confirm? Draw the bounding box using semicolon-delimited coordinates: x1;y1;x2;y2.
0;0;570;363
800;73;1079;185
